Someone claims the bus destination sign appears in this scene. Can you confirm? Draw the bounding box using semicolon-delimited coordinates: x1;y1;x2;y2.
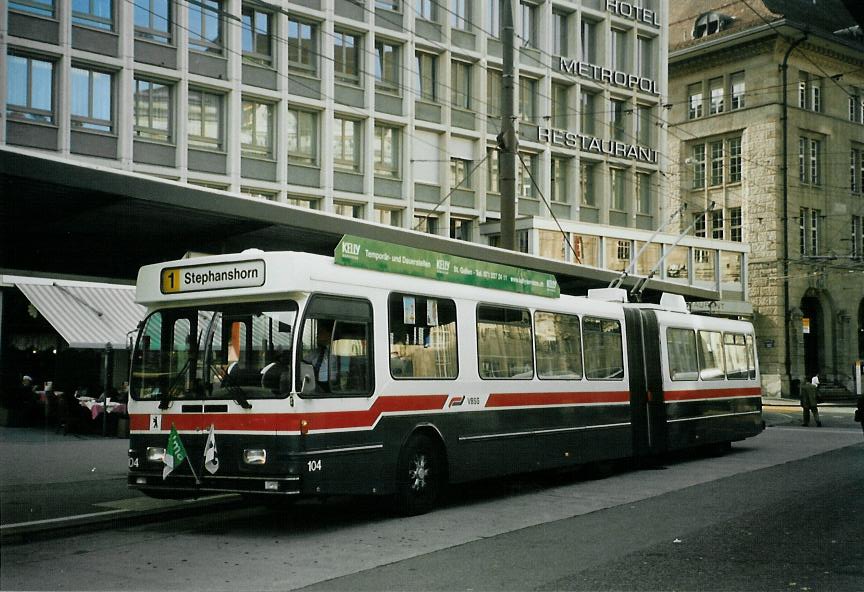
160;260;266;294
335;236;560;298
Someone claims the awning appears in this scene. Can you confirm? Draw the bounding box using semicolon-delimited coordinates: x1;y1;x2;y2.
15;281;145;349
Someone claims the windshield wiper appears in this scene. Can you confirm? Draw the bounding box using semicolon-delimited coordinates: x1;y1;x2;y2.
160;359;192;409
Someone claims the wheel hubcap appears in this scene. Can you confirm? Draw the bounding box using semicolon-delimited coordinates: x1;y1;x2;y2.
409;454;429;491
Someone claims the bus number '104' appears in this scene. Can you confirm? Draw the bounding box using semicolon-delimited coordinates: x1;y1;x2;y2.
307;460;322;472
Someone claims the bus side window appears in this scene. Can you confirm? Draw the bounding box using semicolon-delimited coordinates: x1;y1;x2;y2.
388;293;458;380
667;327;699;381
298;296;374;397
745;334;757;379
723;333;749;380
697;330;725;380
583;317;624;380
476;305;533;379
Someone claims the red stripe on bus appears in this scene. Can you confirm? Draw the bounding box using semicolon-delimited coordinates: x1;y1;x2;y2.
486;391;631;408
128;394;449;432
664;387;762;401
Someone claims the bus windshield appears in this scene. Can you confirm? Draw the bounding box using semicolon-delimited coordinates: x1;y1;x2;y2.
130;301;298;403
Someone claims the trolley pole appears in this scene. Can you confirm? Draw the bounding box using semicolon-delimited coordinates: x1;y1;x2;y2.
499;0;518;251
102;342;113;437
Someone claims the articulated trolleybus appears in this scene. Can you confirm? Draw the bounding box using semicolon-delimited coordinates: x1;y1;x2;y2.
127;236;763;514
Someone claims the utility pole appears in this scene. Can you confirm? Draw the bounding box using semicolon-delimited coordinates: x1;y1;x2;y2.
499;0;518;251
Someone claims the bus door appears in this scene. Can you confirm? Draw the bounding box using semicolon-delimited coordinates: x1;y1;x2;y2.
624;309;667;457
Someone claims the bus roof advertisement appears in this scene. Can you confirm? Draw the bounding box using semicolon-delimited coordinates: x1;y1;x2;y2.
335;236;560;298
160;259;266;294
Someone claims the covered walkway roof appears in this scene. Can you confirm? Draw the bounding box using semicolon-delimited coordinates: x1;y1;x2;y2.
0;147;719;301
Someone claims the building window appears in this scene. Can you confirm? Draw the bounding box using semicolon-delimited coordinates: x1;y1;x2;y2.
693;12;733;38
711;210;724;239
551;83;569;129
848;89;863;123
636;172;651;215
798;137;822;185
519;2;537;48
730;71;745;110
581;17;598;63
610;167;627;211
287;18;316;75
133;78;170;142
519;76;537;123
636;104;652;145
688;83;703;119
710;141;724;186
852;148;864;193
580;161;596;206
517;153;537;198
798;71;821;112
487;148;499;194
451;0;470;30
637;35;654;79
374;125;400;178
852;215;863;258
451;60;471;109
188;0;223;54
616;240;631;262
487;69;502;121
187;88;223;150
553;10;569;56
375;40;400;93
376;207;402;227
286;108;317;165
241;99;274;159
799;208;807;256
810;209;820;255
730;207;742;242
581;90;596;135
9;0;54;17
415;52;437;102
708;77;724;115
334;117;361;172
71;66;113;132
242;188;278;201
414;214;438;234
488;0;501;37
334;30;360;84
610;99;628;142
73;0;113;31
375;1;399;10
551;157;568;203
287;196;317;209
334;202;365;219
692;143;706;189
417;0;436;21
694;213;706;237
6;53;54;124
450;158;472;188
611;28;629;73
450;218;472;241
242;5;272;66
135;0;170;43
728;137;742;183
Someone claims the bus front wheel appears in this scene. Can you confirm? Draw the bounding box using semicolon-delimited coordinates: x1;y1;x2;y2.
395;433;442;516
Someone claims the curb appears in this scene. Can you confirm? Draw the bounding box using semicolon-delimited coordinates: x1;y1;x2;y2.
0;493;242;545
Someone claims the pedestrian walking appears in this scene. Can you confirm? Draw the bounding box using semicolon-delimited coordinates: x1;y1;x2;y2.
855;393;864;437
799;375;822;427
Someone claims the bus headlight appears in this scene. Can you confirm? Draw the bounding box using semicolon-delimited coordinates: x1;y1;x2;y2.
243;448;267;465
147;447;166;462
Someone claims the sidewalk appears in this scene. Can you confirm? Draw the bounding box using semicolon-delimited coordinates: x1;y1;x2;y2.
0;426;237;542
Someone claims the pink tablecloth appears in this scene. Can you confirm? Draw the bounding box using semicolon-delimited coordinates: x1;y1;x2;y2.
88;402;127;420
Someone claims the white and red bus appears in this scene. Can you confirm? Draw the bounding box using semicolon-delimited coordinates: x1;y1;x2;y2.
127;236;763;514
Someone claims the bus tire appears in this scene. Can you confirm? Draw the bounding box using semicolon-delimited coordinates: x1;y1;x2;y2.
395;433;442;516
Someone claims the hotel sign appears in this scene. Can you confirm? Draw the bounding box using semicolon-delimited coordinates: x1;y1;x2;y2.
537;127;658;164
606;1;661;27
557;58;660;95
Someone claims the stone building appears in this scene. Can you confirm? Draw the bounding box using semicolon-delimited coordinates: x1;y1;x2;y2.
667;0;864;397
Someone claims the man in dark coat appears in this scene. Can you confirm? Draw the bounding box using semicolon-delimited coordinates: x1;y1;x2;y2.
799;376;822;427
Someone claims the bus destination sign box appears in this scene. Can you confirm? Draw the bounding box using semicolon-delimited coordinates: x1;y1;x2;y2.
161;260;266;294
335;236;560;298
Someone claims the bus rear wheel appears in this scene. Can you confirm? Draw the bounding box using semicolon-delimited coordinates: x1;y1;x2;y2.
395;433;442;516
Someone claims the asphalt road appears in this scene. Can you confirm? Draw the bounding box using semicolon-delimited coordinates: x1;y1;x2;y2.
2;415;862;592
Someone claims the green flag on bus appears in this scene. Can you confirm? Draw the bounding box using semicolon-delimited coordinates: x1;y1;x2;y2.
162;424;188;480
